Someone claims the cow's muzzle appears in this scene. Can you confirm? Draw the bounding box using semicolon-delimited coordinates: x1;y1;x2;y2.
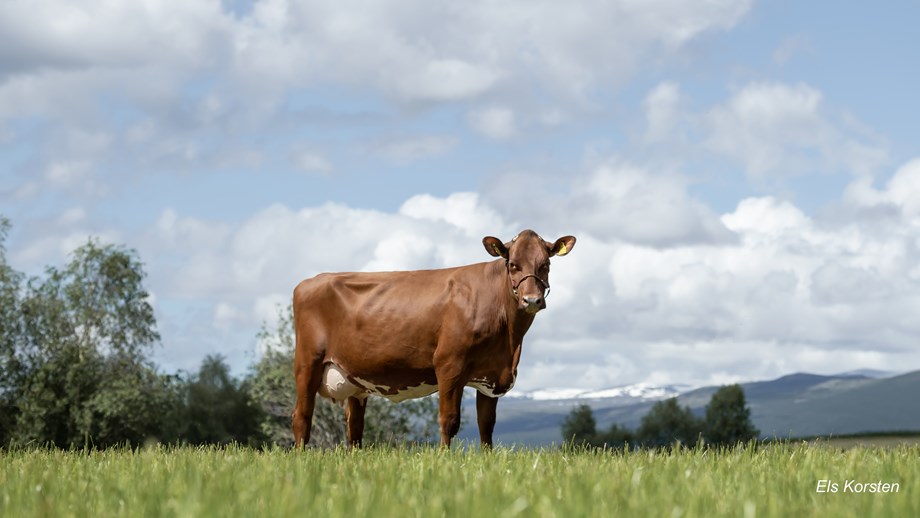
521;294;546;314
511;273;550;313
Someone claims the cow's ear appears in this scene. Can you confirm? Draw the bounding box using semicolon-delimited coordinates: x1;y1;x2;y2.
549;236;576;257
483;236;509;258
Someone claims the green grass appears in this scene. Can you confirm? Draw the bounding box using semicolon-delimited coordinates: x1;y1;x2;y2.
1;442;917;517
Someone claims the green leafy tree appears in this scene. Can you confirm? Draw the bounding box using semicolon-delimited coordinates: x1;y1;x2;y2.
3;237;172;447
0;216;25;444
249;304;441;447
77;355;184;446
561;403;598;447
180;355;265;445
704;384;759;446
637;397;703;448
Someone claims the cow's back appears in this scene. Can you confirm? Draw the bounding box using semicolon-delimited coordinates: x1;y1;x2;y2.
293;264;487;380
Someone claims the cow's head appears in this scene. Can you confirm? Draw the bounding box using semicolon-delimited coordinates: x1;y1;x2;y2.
482;230;576;314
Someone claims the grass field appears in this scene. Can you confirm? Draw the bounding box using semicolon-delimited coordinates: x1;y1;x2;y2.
2;442;917;517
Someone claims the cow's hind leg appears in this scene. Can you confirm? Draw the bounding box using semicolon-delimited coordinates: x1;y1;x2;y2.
346;396;367;448
292;354;323;448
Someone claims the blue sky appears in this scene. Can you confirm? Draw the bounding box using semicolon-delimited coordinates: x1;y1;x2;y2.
2;0;919;389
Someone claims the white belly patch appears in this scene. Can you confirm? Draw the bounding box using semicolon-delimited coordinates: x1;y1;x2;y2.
318;363;437;403
363;381;438;403
467;376;515;398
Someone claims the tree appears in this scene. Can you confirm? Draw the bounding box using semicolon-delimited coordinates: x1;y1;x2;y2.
597;422;634;450
637;397;703;448
180;355;265;445
0;216;25;444
2;237;173;448
561;403;598;446
249;304;441;447
704;384;759;446
560;404;635;449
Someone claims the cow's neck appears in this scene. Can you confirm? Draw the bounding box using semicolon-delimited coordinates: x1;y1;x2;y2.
493;260;537;354
507;303;535;347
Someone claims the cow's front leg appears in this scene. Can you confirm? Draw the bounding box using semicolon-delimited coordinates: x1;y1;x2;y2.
346;396;367;448
436;383;464;448
434;360;465;448
476;391;498;449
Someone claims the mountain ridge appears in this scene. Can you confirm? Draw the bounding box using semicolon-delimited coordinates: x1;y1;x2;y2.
457;369;920;446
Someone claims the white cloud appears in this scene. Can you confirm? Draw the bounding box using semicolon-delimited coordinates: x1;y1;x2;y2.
45;160;93;187
0;0;757;213
55;207;86;226
468;107;516;140
231;0;750;104
511;160;920;388
389;59;501;102
845;158;920;218
572;162;736;246
772;34;813;66
371;135;459;164
147;194;511;302
705;82;888;177
214;302;246;332
399;191;513;239
486;159;736;248
291;150;333;175
253;293;289;326
643;81;682;141
7;206;121;269
12;229;121;269
153;208;231;250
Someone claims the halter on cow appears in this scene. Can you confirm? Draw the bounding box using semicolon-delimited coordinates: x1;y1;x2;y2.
292;230;576;447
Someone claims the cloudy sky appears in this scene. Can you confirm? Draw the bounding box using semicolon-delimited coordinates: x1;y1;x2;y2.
2;0;919;390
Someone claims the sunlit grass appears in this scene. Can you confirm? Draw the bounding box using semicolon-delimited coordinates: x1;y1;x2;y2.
2;442;917;517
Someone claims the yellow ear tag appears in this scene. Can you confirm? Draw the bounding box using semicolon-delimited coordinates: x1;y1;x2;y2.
557;242;568;256
492;244;501;255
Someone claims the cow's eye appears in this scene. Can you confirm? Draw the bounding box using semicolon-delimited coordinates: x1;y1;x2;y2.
509;263;519;272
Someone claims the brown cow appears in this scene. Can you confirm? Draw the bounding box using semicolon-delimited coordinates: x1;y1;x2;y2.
292;229;576;448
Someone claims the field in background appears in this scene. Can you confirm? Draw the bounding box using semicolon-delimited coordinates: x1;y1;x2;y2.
803;434;920;449
2;443;917;517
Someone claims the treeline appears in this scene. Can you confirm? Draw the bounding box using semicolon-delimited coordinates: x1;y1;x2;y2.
0;216;437;449
561;384;759;449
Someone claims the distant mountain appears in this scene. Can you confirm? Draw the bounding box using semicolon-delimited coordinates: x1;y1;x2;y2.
835;368;896;379
457;369;920;446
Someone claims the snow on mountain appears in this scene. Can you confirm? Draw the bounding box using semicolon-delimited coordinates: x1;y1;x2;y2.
507;383;690;401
